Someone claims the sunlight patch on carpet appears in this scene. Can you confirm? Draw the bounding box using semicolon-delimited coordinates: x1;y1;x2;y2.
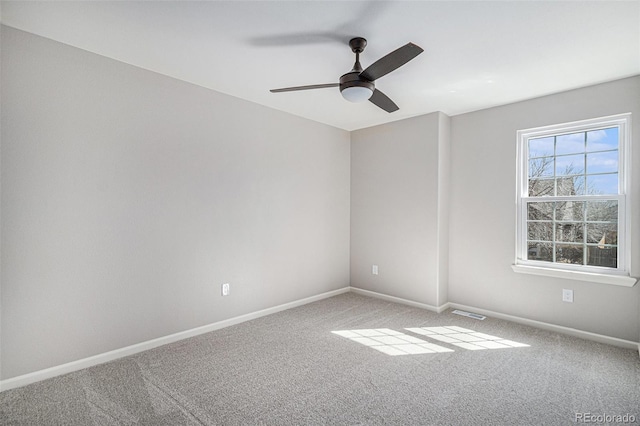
331;328;453;356
332;326;529;356
405;326;530;350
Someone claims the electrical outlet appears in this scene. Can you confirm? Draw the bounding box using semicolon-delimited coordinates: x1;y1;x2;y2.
222;283;230;296
562;289;573;303
372;265;378;275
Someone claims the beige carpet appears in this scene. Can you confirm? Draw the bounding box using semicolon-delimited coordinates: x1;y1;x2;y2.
1;292;638;425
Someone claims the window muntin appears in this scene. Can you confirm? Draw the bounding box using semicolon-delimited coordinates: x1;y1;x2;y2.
516;114;631;276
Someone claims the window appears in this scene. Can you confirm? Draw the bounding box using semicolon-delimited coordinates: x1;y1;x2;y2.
514;114;635;286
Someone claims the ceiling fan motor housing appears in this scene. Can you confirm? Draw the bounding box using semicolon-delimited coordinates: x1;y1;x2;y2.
339;72;374;92
339;72;375;102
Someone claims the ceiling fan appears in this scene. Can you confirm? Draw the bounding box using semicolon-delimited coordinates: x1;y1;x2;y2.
270;37;423;113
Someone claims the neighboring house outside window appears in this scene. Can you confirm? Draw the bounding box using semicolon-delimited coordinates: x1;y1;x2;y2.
513;114;636;287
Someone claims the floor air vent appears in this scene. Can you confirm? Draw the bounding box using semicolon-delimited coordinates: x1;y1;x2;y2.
452;310;486;320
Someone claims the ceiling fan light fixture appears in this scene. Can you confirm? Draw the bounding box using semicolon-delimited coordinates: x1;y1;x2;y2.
339;71;375;103
341;85;374;103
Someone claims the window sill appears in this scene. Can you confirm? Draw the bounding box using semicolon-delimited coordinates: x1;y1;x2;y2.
511;264;637;287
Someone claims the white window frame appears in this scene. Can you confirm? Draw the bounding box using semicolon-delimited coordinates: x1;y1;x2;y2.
513;113;636;287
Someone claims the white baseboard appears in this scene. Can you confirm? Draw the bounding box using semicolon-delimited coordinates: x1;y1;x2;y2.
0;287;350;392
348;288;638;351
349;287;450;313
447;302;639;351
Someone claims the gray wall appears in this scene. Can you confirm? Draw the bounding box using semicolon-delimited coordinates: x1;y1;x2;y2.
350;113;449;307
436;113;451;307
449;76;640;342
350;78;639;342
1;26;350;379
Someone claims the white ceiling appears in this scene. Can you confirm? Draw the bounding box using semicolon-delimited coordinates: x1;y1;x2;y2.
2;1;639;131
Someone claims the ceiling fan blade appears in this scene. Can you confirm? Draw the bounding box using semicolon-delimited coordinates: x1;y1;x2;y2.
270;83;339;93
249;32;347;47
369;89;399;113
360;43;423;82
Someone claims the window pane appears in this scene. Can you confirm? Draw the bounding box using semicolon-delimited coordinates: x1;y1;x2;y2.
555;176;583;196
528;221;553;241
586;200;617;222
529;157;554;178
556;154;584;176
554;201;584;221
555;244;583;265
529;136;554;158
586;174;618;195
587;127;618;152
586;151;618;174
528;178;554;197
528;202;554;220
556;132;585;155
555;223;584;243
569;176;586;195
586;223;618;245
587;246;617;268
527;242;552;262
